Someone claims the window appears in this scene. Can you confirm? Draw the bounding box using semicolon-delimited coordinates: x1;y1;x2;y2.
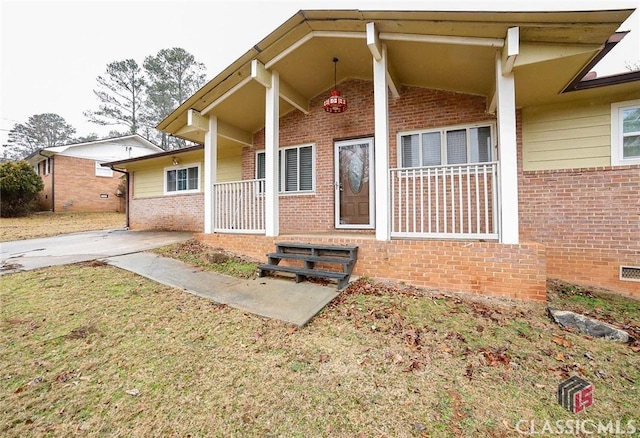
165;164;200;194
95;161;113;177
611;100;640;165
37;158;51;176
256;144;314;194
399;124;493;168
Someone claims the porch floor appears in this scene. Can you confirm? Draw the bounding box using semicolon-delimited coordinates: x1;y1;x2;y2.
279;231;376;240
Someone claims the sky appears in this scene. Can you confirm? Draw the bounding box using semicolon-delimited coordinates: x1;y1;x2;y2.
1;0;639;146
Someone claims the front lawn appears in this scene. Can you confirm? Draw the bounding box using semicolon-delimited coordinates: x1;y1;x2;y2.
1;263;638;437
0;211;125;242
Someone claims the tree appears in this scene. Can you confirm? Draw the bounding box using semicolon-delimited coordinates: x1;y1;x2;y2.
0;160;44;217
143;48;207;150
84;59;146;134
625;60;640;72
2;113;76;161
75;133;100;143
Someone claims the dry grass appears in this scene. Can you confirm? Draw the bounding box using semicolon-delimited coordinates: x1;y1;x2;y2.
0;212;126;242
1;263;638;437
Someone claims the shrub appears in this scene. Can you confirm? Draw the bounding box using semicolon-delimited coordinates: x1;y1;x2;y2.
0;160;44;217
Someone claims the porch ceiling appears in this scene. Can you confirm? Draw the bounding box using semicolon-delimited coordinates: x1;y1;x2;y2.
158;8;634;145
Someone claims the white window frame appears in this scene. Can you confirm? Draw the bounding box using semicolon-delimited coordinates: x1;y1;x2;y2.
611;99;640;166
255;143;315;195
164;162;201;195
95;161;113;177
397;122;496;169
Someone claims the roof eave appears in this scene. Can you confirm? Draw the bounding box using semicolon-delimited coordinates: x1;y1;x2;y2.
103;144;204;168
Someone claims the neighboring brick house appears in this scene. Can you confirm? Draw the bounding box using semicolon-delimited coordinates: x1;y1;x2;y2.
26;135;162;212
112;8;640;301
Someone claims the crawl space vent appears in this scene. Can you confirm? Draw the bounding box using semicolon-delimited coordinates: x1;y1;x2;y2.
620;266;640;282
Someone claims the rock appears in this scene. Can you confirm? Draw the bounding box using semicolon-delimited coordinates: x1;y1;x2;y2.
547;308;630;342
206;252;229;264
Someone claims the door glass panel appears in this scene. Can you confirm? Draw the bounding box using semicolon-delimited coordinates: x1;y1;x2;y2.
338;142;371;226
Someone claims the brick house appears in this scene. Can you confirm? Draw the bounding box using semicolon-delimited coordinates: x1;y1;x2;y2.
108;7;640;301
26;135;162;212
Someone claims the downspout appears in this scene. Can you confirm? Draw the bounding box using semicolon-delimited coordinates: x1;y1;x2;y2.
38;151;53;212
109;167;130;229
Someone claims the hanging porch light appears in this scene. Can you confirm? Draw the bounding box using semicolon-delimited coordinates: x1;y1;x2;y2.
323;57;348;113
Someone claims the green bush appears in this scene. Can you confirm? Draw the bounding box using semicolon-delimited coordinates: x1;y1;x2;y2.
0;161;44;217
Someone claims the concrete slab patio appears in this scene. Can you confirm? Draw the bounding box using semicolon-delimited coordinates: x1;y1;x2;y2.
1;229;341;326
107;252;340;326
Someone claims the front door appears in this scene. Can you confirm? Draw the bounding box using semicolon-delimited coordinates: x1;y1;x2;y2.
335;138;374;229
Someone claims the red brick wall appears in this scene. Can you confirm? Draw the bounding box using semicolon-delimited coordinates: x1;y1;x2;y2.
519;164;640;299
197;233;547;301
129;192;204;232
52;155;124;212
244;80;495;232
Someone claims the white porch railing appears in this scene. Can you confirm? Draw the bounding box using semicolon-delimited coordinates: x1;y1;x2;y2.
390;162;499;240
212;179;265;233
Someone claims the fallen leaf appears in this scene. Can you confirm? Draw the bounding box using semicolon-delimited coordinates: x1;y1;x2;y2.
482;349;511;367
465;364;473;380
318;354;330;363
125;388;140;397
552;337;572;348
556;353;566;362
584;351;596;361
620;370;635;384
393;353;404;364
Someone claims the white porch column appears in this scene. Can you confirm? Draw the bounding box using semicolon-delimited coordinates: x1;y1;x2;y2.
203;115;218;234
495;54;519;244
265;70;280;237
373;44;391;241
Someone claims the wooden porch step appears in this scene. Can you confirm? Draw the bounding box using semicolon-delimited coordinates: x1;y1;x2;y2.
259;242;358;290
258;265;348;281
266;252;353;265
275;242;358;257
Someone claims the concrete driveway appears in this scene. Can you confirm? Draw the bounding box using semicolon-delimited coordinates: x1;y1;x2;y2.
0;229;193;273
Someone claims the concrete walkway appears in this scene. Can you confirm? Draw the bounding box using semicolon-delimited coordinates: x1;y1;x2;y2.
1;229;340;326
107;252;340;326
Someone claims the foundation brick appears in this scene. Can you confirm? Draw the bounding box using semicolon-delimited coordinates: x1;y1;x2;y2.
129;192;204;232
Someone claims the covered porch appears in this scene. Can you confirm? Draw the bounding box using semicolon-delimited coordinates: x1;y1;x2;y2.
158;10;620;245
191;14;528;244
154;9;628;299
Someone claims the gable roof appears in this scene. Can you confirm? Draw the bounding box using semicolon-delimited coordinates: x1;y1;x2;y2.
157;6;637;146
25;134;163;164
